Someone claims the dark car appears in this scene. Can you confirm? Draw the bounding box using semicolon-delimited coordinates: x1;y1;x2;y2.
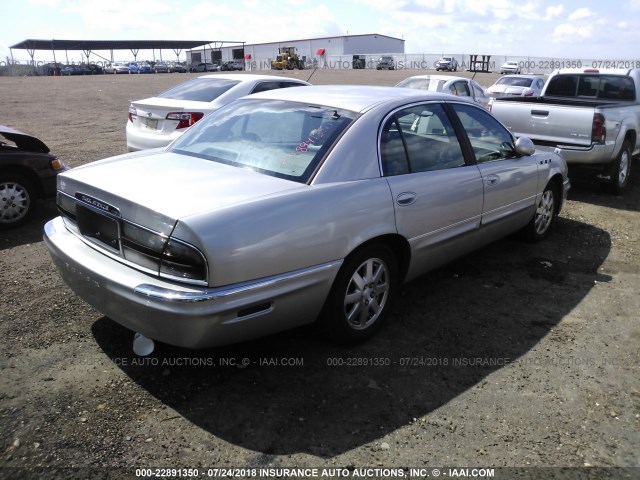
168;62;187;73
0;125;67;227
87;64;104;75
61;65;91;76
376;56;395;70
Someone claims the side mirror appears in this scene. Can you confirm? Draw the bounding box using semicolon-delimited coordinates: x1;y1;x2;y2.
514;136;535;156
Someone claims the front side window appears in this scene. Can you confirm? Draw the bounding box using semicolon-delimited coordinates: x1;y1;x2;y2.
451;104;516;163
380;103;465;176
169;99;356;183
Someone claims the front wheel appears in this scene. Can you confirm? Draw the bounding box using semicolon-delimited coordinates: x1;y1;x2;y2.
521;183;557;242
0;173;36;228
318;244;398;343
602;141;632;195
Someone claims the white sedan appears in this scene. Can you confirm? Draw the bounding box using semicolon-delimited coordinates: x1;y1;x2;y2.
487;75;545;103
500;61;521;74
125;74;310;151
395;75;490;110
104;62;129;74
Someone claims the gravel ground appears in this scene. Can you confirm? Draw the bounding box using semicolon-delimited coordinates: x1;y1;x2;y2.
0;70;639;480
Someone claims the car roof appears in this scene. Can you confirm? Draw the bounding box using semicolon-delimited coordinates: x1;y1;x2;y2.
245;84;467;112
498;74;541;79
197;73;310;83
399;74;467;82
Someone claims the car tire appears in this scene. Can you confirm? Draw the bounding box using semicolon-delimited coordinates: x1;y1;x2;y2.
601;141;632;195
521;182;558;242
0;173;36;228
318;243;398;343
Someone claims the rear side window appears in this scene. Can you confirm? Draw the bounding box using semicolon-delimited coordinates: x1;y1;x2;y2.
546;74;636;100
157;78;240;102
380;103;465;176
251;81;306;93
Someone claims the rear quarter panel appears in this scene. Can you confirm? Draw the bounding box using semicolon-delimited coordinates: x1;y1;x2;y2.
173;179;397;287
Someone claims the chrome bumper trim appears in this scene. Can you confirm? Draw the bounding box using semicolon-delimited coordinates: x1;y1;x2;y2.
133;260;342;303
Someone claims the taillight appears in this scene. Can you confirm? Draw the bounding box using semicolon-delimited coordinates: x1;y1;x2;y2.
592;113;606;143
166;112;205;129
128;105;137;122
524;91;535;96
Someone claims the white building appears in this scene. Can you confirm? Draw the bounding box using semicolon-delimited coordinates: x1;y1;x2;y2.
186;33;405;70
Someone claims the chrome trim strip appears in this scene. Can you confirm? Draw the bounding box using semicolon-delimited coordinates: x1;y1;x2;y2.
133;260;342;303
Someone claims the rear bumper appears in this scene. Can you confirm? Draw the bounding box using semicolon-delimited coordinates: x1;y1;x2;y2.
44;216;340;348
534;142;615;166
125;122;183;152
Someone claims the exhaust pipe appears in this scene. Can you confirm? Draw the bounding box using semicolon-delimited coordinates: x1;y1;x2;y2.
133;333;155;356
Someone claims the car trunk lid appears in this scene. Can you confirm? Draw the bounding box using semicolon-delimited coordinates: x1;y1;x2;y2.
58;150;304;235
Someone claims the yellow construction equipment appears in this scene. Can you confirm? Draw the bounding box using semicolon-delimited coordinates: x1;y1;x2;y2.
271;46;305;70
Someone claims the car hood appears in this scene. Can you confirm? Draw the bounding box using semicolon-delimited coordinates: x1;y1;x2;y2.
58;150;304;235
0;125;50;153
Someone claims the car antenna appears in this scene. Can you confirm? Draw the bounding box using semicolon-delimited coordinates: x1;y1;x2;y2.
306;67;318;84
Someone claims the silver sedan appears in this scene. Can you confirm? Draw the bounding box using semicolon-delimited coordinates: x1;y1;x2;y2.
44;86;570;349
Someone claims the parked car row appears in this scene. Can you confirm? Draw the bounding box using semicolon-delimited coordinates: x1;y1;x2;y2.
83;62;190;74
60;64;104;75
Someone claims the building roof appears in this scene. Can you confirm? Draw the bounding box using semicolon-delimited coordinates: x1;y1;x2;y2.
10;39;244;52
196;33;404;50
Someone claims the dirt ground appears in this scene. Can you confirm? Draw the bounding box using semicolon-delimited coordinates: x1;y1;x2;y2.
0;70;639;480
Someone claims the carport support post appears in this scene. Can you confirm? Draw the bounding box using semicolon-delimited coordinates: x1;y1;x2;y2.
173;48;183;63
131;48;139;62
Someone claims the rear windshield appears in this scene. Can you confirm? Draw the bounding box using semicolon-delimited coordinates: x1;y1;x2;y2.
496;77;533;87
396;77;446;92
545;74;636;100
169;99;356;183
157;78;240;102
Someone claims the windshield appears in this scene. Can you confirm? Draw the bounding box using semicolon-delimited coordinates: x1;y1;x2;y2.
169;99;357;183
496;77;533;87
157;78;240;102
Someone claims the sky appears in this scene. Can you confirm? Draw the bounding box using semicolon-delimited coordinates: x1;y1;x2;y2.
2;0;640;63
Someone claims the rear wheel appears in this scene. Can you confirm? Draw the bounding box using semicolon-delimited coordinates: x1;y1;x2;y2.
602;141;632;195
0;173;36;228
319;244;398;343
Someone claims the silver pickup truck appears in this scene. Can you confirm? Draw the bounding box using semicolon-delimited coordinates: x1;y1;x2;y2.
490;68;640;194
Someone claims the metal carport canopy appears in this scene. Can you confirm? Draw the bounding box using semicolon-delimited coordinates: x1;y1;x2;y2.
10;39;245;63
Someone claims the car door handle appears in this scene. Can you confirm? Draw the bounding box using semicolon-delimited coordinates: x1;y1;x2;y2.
531;109;549;117
396;192;417;206
485;174;500;187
